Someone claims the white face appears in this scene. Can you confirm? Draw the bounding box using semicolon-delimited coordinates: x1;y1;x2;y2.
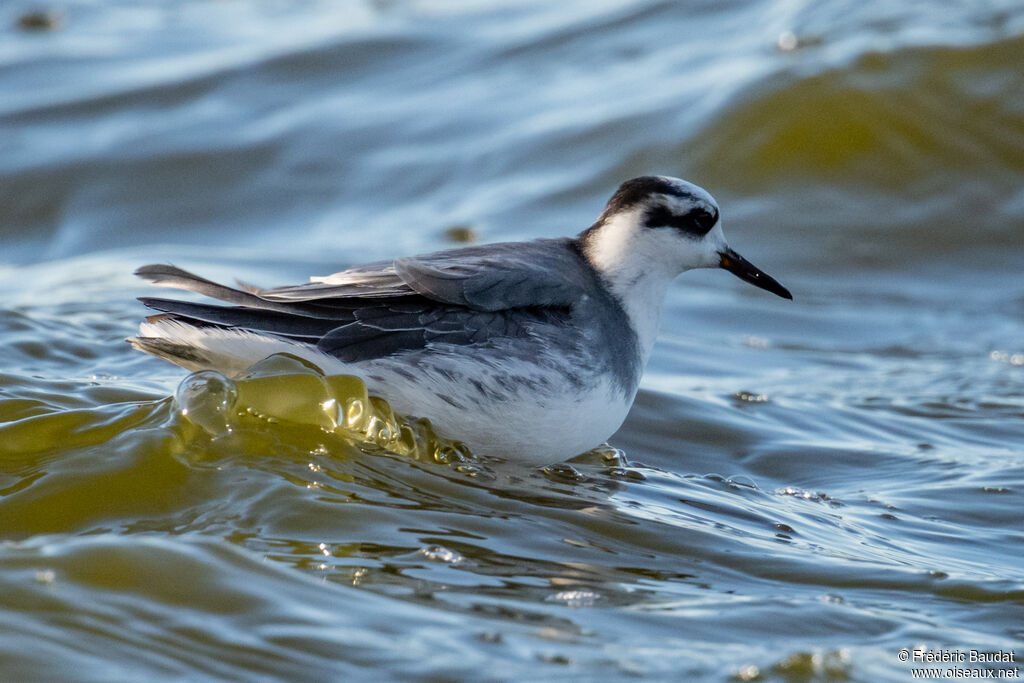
585;175;791;300
638;178;728;271
586;176;729;278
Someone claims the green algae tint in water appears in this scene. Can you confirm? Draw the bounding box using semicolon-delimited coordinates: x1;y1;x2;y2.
175;353;474;466
2;0;1024;680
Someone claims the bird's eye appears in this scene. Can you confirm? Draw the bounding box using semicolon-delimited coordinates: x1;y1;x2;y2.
689;207;717;234
644;205;718;236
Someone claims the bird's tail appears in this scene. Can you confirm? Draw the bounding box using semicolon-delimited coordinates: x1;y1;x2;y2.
129;265;347;375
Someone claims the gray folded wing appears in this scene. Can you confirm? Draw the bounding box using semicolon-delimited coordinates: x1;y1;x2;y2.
136;238;590;363
253;238;587;310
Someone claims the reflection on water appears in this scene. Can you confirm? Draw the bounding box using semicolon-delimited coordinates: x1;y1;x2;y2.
2;0;1024;680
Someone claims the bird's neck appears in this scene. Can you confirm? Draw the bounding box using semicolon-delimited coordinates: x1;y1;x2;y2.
579;213;678;361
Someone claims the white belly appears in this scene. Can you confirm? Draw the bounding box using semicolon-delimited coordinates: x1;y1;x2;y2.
362;361;633;463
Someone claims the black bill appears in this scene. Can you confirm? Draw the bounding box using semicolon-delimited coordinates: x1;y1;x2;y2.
718;248;792;300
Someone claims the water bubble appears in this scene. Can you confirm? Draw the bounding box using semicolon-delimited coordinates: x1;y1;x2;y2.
320;398;340;429
579;443;627;466
540;463;585;482
235;372;334;431
607;467;645;481
743;335;771;350
419;545;464;564
365;416;392;445
733;665;760;681
454;462;486;477
433;444;464;464
175;370;238;436
34;570;56;584
202;355;475;463
772;650;850;679
358;396;402;448
324;375;371;430
600;447;628;465
344;398;367;430
778;487;840;505
989;350;1023;366
545;589;600;607
728;475;758;489
395;424;422;456
777;30;798;51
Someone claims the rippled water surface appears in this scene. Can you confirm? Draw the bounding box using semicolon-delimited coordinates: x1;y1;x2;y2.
2;1;1023;680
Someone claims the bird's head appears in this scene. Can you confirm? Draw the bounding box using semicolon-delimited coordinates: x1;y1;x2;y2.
581;175;791;300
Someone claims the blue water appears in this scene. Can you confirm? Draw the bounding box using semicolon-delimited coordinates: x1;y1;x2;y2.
1;1;1023;680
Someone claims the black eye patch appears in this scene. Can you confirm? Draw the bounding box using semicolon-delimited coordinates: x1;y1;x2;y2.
644;205;718;236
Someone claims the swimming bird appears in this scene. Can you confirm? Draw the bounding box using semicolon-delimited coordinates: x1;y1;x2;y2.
130;176;791;462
